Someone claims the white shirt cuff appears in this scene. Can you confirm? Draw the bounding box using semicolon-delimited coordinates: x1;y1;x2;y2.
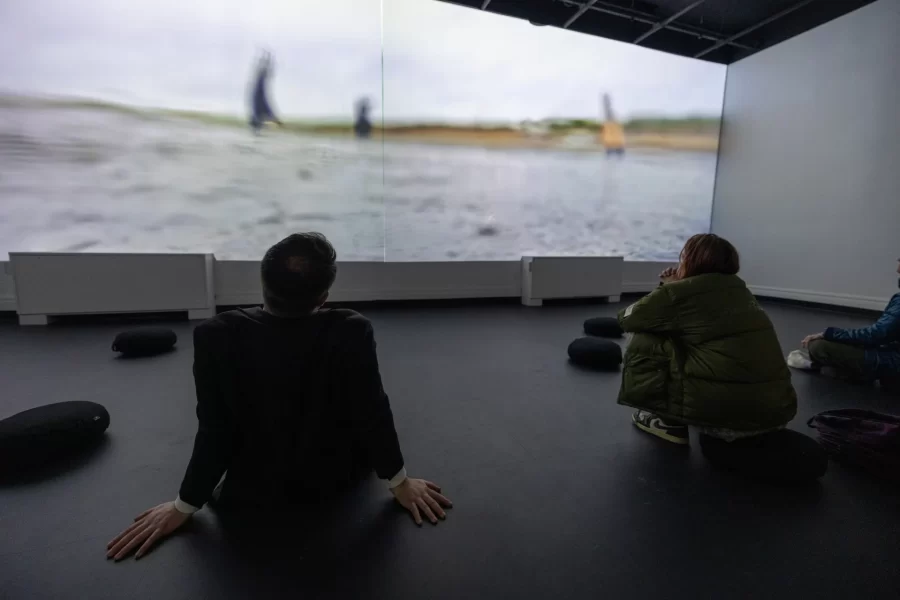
386;467;408;489
174;495;201;514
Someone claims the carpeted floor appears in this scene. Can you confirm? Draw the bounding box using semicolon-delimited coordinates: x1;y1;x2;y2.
1;299;899;599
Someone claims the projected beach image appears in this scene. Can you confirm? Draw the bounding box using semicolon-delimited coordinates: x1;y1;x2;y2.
0;0;726;261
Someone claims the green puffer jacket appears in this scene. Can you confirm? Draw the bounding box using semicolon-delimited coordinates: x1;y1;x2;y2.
617;273;797;431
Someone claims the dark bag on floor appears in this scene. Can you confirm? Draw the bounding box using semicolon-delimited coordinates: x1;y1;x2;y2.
567;337;622;370
699;429;827;483
0;401;110;474
583;317;623;338
112;327;177;357
807;409;900;481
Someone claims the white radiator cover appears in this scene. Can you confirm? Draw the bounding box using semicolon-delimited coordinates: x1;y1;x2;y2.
521;256;624;306
5;255;634;322
214;260;522;305
10;253;215;324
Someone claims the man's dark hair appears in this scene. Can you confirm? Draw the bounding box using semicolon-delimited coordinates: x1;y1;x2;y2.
261;233;337;315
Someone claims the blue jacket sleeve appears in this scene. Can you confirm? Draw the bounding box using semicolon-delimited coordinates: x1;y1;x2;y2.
824;293;900;347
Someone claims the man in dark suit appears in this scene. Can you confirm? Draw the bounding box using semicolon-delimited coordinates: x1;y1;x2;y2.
107;233;451;560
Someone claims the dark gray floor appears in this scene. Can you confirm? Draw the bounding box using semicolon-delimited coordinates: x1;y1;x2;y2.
1;300;899;600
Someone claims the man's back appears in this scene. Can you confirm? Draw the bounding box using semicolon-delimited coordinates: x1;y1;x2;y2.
107;234;451;562
180;307;404;512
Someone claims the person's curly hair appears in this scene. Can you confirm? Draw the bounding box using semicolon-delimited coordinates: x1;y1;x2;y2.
676;233;740;280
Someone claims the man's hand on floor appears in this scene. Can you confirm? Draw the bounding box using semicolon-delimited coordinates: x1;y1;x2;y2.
106;502;190;561
802;332;824;348
391;478;453;525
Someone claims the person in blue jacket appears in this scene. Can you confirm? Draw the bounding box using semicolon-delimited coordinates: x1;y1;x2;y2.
802;258;900;384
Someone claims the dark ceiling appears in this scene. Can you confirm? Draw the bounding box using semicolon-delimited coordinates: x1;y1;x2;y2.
438;0;876;64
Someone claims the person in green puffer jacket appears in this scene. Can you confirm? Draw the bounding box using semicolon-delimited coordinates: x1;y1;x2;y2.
618;234;797;445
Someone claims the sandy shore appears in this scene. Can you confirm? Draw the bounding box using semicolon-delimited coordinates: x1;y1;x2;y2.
0;95;719;153
301;126;719;153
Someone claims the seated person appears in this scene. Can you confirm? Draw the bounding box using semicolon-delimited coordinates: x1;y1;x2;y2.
801;258;900;385
107;233;452;561
618;233;797;445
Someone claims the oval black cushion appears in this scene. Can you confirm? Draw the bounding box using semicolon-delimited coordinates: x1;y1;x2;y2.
112;327;177;357
699;429;827;483
0;401;110;472
567;337;623;370
584;316;624;338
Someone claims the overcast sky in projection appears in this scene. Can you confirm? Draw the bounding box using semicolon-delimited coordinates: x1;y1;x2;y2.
0;0;726;122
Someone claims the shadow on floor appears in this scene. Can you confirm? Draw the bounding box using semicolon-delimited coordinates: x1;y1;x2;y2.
113;347;179;361
167;481;408;597
0;435;112;487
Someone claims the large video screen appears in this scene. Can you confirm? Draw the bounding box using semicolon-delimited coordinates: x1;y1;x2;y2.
0;0;726;262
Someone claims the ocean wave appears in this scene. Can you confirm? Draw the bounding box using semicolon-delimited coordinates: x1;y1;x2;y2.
153;141;181;158
0;132;47;159
0;103;714;262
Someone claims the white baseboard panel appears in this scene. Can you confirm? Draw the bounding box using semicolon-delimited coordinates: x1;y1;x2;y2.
750;285;890;311
216;292;263;307
0;261;15;311
338;285;519;302
621;261;672;294
16;258;885;314
215;261;522;306
217;287;522;306
521;256;623;304
10;253;215;318
214;261;260;306
19;314;52;326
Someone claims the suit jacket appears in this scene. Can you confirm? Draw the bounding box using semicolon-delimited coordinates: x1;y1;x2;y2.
178;307;404;510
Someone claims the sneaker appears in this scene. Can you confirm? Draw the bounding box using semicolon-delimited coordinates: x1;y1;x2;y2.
632;410;689;445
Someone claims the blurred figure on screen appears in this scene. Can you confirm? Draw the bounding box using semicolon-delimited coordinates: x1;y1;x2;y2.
354;97;373;139
249;51;283;134
600;93;625;156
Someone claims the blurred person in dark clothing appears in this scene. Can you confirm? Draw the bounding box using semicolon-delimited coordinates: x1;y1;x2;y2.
354;97;372;139
249;51;283;133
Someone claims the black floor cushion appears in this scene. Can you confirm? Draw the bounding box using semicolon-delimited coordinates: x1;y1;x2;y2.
0;401;110;473
699;429;827;483
567;337;623;370
583;316;624;338
112;327;177;357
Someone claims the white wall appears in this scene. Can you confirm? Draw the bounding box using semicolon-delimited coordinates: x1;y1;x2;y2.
712;0;900;310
